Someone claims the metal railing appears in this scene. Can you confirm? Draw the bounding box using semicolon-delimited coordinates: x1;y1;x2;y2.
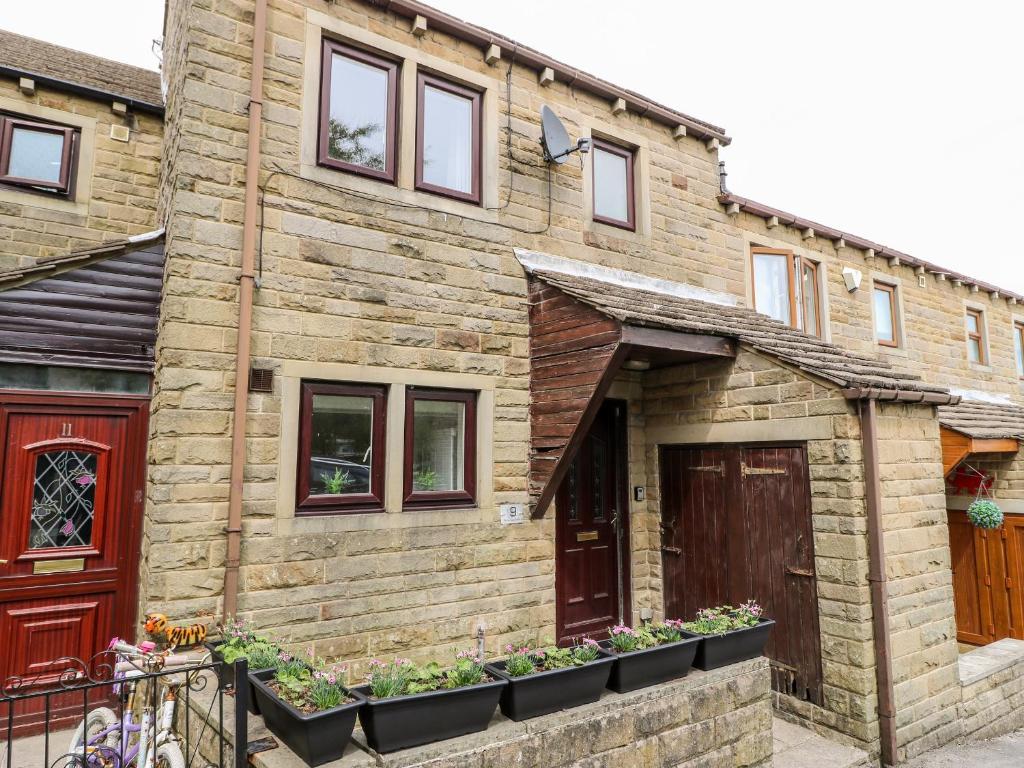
1;651;247;768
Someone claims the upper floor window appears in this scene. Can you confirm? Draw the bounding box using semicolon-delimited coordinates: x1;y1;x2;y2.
966;308;987;365
873;282;899;347
750;247;822;337
1014;322;1024;378
0;116;76;194
415;72;481;204
591;138;635;230
318;39;399;182
296;381;387;514
404;387;476;509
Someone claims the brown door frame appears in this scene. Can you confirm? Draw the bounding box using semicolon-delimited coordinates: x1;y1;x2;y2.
0;389;150;650
554;398;632;642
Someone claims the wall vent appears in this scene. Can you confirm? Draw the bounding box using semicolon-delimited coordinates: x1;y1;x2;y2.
249;367;274;393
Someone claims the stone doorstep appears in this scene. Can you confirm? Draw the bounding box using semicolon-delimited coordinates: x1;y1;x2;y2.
182;657;770;768
771;717;871;768
958;639;1024;687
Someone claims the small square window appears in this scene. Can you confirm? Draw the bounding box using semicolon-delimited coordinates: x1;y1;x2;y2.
404;388;476;509
318;39;399;182
415;73;481;204
0;118;75;193
296;382;386;514
873;283;899;347
966;309;986;365
591;138;635;230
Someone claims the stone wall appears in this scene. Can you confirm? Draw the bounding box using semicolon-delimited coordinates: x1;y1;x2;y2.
183;657;773;768
0;74;163;271
635;347;877;752
874;402;961;762
958;638;1024;742
730;210;1024;399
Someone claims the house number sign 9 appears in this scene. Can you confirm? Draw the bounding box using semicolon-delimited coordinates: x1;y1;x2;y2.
499;503;525;525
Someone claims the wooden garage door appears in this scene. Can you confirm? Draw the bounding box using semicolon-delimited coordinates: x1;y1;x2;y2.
660;443;823;704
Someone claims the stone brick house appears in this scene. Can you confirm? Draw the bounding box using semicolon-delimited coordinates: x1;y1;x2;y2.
1;0;1024;765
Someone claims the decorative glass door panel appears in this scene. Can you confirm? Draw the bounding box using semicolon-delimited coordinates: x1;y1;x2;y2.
30;450;98;550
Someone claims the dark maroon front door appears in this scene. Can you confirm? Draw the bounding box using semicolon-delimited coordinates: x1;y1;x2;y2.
555;400;630;643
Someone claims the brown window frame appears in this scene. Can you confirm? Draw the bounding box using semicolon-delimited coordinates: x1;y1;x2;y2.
317;38;399;183
873;282;900;348
590;137;636;231
1015;321;1024;379
749;247;823;337
414;72;482;205
0;116;76;194
403;387;477;510
296;381;387;515
966;308;987;365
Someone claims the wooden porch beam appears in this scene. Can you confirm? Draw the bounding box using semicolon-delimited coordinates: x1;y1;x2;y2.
619;326;737;358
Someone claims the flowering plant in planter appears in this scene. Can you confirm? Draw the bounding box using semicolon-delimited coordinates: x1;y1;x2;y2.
600;620;699;693
502;638;601;677
248;648;365;768
213;620;281;668
487;638;612;720
356;650;506;753
680;600;775;671
681;601;763;636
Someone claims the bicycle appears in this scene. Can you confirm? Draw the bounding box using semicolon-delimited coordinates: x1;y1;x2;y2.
62;640;196;768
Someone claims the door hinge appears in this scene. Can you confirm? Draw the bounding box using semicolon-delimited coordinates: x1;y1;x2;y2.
661;546;682;555
785;565;814;578
741;461;787;476
985;575;992;587
989;624;996;636
1007;578;1013;589
688;463;724;474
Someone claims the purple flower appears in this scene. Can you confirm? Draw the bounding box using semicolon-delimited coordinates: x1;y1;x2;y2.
76;475;94;486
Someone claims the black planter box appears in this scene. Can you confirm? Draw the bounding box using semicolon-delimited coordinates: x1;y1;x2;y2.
599;637;699;693
682;618;775;670
249;669;365;767
484;655;613;720
205;641;272;716
353;678;506;754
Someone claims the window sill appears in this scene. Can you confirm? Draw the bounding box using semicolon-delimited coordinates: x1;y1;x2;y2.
295;504;386;517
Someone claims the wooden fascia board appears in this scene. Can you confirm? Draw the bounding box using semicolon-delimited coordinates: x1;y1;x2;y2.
970;438;1020;455
531;341;629;518
940;427;1019;478
619;325;737;358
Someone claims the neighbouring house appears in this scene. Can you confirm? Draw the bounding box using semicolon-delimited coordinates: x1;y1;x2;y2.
1;0;1023;765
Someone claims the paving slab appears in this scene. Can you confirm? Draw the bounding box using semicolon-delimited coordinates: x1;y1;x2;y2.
902;729;1024;768
772;716;871;768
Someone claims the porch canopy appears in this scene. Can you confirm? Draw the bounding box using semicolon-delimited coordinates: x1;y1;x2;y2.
517;249;954;516
938;398;1024;476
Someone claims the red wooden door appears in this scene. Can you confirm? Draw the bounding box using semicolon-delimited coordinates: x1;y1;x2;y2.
660;443;823;704
555;400;630;643
0;393;148;730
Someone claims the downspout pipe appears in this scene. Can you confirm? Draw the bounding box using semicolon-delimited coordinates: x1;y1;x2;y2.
858;398;897;766
223;0;268;621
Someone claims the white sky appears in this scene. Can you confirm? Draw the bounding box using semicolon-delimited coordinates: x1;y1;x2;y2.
2;1;1021;293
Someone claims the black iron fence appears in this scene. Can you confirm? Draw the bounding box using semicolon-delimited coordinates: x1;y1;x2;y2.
1;652;247;768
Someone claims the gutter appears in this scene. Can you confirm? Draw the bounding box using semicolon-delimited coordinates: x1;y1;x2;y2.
223;0;268;620
0;65;164;116
368;0;730;145
842;387;961;406
858;398;898;767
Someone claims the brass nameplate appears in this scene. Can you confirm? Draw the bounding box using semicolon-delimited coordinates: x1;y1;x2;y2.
576;531;599;542
34;558;85;575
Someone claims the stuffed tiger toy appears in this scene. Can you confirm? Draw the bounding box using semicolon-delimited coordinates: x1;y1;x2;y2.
144;613;208;648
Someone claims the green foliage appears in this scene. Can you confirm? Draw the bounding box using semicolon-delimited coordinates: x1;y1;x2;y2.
326;119;385;170
607;624;659;653
501;638;602;677
681;600;764;636
365;650;485;698
322;468;352;495
967;499;1004;530
650;620;684;644
214;619;281;669
272;649;349;713
412;468;438;491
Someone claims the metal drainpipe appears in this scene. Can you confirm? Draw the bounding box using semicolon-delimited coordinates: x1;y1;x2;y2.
223;0;268;621
859;397;897;766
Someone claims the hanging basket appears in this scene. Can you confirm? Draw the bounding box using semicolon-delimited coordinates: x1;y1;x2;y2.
967;499;1004;529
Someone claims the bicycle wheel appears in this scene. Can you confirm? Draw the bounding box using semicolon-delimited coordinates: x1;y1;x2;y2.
155;742;186;768
66;707;120;759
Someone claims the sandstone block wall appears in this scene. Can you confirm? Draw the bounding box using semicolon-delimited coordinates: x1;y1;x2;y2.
958;638;1024;743
875;402;961;762
0;75;163;271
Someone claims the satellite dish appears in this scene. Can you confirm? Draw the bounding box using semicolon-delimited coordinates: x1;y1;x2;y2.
540;105;572;164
